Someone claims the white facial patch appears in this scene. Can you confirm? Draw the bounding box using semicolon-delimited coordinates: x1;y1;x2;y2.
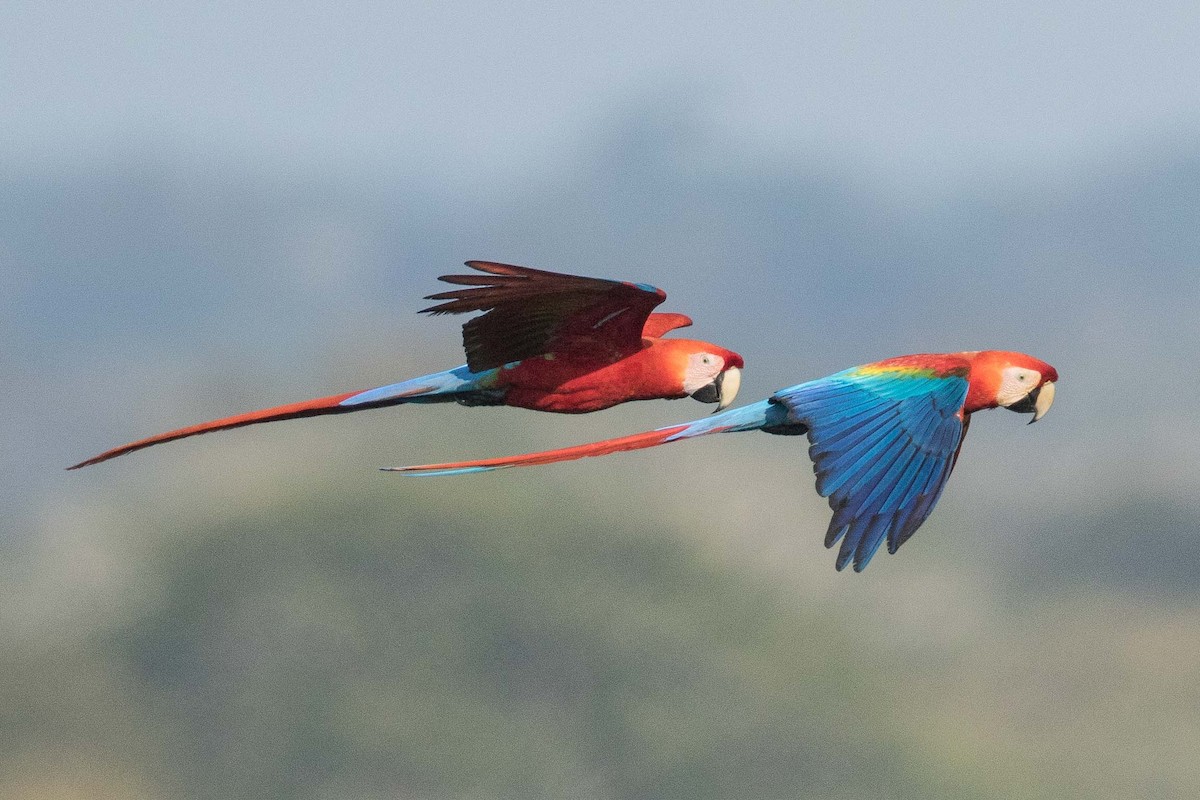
996;365;1042;407
682;352;725;394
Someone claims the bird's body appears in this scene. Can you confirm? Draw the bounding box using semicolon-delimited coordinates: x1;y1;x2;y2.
391;350;1058;572
489;335;737;413
68;262;743;469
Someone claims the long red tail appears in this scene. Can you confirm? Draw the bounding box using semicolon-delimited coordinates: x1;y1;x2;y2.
384;424;692;476
68;389;378;469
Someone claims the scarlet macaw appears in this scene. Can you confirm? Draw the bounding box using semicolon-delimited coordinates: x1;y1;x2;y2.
389;350;1058;572
68;261;744;469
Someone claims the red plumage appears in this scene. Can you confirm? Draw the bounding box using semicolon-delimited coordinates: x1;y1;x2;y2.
68;261;743;468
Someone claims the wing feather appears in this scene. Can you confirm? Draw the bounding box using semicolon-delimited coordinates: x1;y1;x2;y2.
421;261;667;372
774;366;969;571
641;312;693;338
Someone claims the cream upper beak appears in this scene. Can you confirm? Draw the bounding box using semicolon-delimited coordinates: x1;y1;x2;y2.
1030;380;1055;423
716;366;741;412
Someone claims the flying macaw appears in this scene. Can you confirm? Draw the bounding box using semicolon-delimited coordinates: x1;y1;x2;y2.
68;261;744;469
388;350;1058;572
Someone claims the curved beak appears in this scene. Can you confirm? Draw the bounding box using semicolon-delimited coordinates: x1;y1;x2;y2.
689;366;742;412
1006;380;1056;424
1030;380;1055;423
715;366;741;412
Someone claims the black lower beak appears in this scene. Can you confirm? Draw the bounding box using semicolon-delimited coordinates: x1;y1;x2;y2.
1008;386;1036;412
1006;384;1041;415
690;371;722;404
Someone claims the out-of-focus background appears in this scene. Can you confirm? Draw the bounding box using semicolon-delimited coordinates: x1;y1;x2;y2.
7;3;1200;798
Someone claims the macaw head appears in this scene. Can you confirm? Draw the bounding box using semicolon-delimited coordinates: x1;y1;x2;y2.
675;343;745;412
965;350;1058;422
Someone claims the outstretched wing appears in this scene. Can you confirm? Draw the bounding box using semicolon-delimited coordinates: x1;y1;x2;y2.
774;365;969;572
422;261;668;372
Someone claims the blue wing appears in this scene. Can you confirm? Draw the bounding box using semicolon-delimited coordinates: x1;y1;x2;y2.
773;367;969;572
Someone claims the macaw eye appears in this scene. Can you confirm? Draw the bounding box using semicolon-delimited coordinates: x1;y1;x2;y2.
701;355;713;365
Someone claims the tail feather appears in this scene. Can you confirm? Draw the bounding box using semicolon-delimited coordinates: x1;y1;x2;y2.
383;424;694;476
385;399;780;477
67;365;494;469
68;389;383;469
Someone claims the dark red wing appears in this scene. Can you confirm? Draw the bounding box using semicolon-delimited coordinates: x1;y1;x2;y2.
421;261;667;372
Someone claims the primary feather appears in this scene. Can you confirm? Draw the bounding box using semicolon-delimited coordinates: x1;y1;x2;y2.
422;261;668;372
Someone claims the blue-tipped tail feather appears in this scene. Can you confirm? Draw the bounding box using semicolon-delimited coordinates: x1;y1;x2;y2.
340;365;499;407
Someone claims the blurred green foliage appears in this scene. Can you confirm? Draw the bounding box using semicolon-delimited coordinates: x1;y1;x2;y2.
12;456;1200;799
94;482;935;799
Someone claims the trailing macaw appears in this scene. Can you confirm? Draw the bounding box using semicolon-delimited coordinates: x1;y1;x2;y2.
389;350;1058;572
68;261;744;469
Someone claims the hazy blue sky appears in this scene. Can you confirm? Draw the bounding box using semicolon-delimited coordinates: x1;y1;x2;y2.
6;2;1200;195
